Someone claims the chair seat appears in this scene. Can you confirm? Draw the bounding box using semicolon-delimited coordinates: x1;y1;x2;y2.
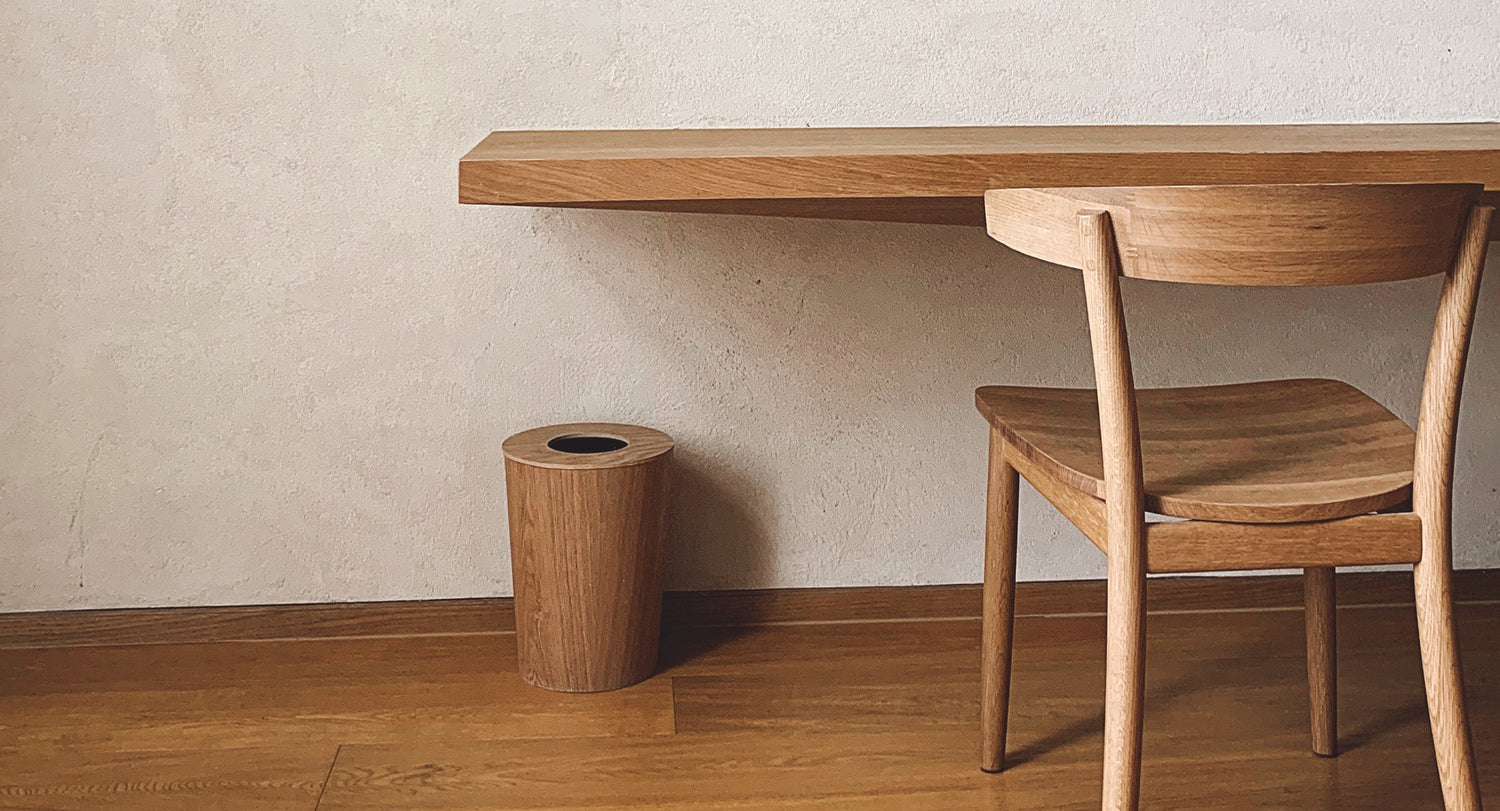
975;378;1416;523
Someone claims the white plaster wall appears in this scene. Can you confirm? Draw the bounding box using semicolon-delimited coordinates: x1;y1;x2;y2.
2;1;1498;611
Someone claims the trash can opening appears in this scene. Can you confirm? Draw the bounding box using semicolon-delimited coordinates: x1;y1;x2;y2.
547;434;629;454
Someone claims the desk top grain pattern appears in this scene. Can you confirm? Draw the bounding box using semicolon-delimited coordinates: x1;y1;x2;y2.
459;123;1500;230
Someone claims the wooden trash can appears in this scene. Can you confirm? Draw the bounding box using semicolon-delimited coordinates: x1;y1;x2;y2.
502;422;672;692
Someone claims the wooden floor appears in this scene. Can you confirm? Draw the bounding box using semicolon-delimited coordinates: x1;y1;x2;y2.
3;584;1498;809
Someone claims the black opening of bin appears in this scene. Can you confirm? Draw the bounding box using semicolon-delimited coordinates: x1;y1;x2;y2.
547;435;629;454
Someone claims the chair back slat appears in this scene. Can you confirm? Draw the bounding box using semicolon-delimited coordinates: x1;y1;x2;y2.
985;184;1481;286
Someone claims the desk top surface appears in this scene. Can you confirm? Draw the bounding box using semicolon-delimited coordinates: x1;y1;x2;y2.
459;123;1500;227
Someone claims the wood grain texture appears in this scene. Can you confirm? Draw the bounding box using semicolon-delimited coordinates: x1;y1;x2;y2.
677;604;1500;680
978;188;1492;809
501;422;674;470
0;634;523;697
505;424;671;692
4;571;1497;651
0;634;674;741
977;378;1418;524
459;124;1500;210
986;184;1479;285
320;732;993;810
1;654;674;753
0;744;336;811
1142;514;1422;574
5;594;1500;809
525;191;1500;240
6;571;1497;651
1411;204;1494;810
541;195;988;225
316;604;1500;810
1306;567;1339;757
1003;440;1109;551
1081;210;1148;811
981;427;1022;773
316;734;1490;810
0;598;514;650
667;611;1493;748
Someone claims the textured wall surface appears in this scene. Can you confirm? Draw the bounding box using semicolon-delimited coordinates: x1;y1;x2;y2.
2;1;1499;611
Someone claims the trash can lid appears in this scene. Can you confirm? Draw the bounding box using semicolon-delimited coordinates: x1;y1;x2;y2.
502;422;674;470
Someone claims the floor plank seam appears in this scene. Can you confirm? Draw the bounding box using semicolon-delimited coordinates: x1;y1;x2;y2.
313;744;341;811
670;677;680;736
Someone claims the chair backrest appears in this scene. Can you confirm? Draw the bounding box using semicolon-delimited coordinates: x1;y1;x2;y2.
985;184;1482;286
983;182;1493;585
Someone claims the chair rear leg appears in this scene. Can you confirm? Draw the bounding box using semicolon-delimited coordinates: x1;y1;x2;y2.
1304;566;1337;757
981;428;1020;773
1102;535;1146;811
1414;559;1482;810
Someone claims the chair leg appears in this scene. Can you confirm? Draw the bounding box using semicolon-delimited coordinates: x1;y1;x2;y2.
1304;566;1337;757
1413;558;1482;810
1102;534;1146;811
981;428;1020;773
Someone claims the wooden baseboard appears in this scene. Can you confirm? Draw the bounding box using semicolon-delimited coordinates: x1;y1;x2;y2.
664;568;1499;626
0;598;513;651
2;569;1496;650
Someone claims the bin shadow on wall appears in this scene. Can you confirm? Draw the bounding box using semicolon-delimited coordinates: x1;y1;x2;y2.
658;448;775;669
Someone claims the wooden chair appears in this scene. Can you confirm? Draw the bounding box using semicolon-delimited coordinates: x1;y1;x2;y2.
975;184;1493;810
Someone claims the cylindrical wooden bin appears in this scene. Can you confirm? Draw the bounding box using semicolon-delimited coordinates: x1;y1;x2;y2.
502;422;672;693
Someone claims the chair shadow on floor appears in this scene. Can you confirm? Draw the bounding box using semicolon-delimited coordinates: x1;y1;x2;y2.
1001;664;1218;769
1341;699;1430;754
1000;653;1404;769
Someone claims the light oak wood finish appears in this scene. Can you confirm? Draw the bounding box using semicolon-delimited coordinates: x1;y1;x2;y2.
986;184;1480;286
461;125;1500;244
1306;566;1339;757
548;192;1500;240
981;437;1425;576
460;124;1498;221
501;421;674;470
540;195;992;226
1003;440;1109;549
977;184;1494;810
976;379;1420;524
981;427;1021;773
1142;513;1423;574
503;422;672;692
1080;210;1149;811
1412;203;1495;810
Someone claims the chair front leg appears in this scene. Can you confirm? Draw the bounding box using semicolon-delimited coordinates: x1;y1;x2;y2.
981;428;1021;773
1304;566;1337;757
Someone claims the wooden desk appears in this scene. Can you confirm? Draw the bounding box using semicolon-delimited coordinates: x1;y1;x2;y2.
460;124;1500;238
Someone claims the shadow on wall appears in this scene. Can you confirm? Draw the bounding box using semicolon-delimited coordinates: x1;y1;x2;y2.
512;207;1500;586
666;447;774;591
542;208;1087;588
